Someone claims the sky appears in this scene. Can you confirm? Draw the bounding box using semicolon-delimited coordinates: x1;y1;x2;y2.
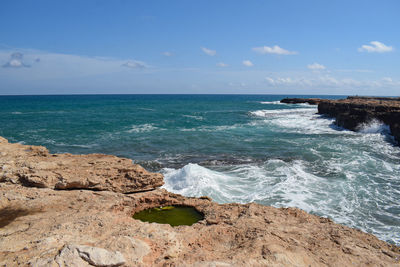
0;0;399;95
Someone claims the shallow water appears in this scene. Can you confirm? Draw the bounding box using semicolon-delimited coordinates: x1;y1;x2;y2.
133;206;204;226
0;94;399;244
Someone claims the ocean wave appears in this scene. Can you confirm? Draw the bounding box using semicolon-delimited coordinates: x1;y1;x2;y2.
162;163;236;201
126;123;160;133
137;108;156;111
182;114;204;120
260;101;283;105
260;101;315;107
249;108;317;117
179;124;240;132
357;119;391;134
11;111;22;115
249;108;344;135
162;154;400;244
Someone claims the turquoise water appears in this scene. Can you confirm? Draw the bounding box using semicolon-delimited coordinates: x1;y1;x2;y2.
0;94;399;244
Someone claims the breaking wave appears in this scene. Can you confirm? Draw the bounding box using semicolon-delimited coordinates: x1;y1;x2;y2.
126;123;160;133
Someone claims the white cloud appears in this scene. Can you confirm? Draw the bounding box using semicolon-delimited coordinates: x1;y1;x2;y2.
3;52;30;68
382;77;393;83
358;41;393;53
162;51;173;57
122;60;148;69
201;47;216;56
252;45;297;55
242;60;253;67
307;63;326;70
216;62;228;67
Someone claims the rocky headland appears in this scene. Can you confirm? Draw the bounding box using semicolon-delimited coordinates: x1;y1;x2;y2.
280;98;324;105
1;136;399;266
281;96;400;144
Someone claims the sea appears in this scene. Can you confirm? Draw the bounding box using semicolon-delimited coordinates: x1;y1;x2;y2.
0;94;399;245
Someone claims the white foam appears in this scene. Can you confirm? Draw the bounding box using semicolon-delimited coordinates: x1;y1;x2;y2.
358;119;391;134
250;108;316;117
183;114;204;120
137;108;156;111
179;124;240;132
11;111;22;114
161;163;237;202
161;149;400;245
250;107;348;135
126;123;159;133
260;101;283;105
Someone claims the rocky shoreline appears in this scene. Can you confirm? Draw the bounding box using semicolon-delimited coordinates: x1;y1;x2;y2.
281;96;400;144
1;137;399;266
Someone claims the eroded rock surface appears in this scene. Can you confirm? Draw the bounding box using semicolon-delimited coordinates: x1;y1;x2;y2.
0;137;163;193
0;137;399;266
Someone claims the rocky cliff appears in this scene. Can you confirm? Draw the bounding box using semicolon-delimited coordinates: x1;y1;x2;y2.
280;97;400;144
316;97;400;143
1;137;399;266
280;98;324;105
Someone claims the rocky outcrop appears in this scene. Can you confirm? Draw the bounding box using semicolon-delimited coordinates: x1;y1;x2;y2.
0;137;399;266
0;137;163;193
280;98;323;105
317;97;400;143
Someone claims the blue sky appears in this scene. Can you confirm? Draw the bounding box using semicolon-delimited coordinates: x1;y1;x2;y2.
0;0;399;95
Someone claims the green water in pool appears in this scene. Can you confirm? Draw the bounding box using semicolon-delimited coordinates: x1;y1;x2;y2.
133;206;204;226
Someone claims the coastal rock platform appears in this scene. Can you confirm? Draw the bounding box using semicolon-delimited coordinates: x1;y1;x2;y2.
0;137;399;266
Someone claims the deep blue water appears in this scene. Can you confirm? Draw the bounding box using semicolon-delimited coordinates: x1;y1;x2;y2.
0;94;399;244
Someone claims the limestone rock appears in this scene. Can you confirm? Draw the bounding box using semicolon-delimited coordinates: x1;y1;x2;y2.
0;183;399;266
0;137;163;193
54;244;125;267
1;138;399;266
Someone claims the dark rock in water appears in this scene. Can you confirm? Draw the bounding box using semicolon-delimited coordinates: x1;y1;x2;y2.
280;98;323;105
317;97;400;142
281;96;400;144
